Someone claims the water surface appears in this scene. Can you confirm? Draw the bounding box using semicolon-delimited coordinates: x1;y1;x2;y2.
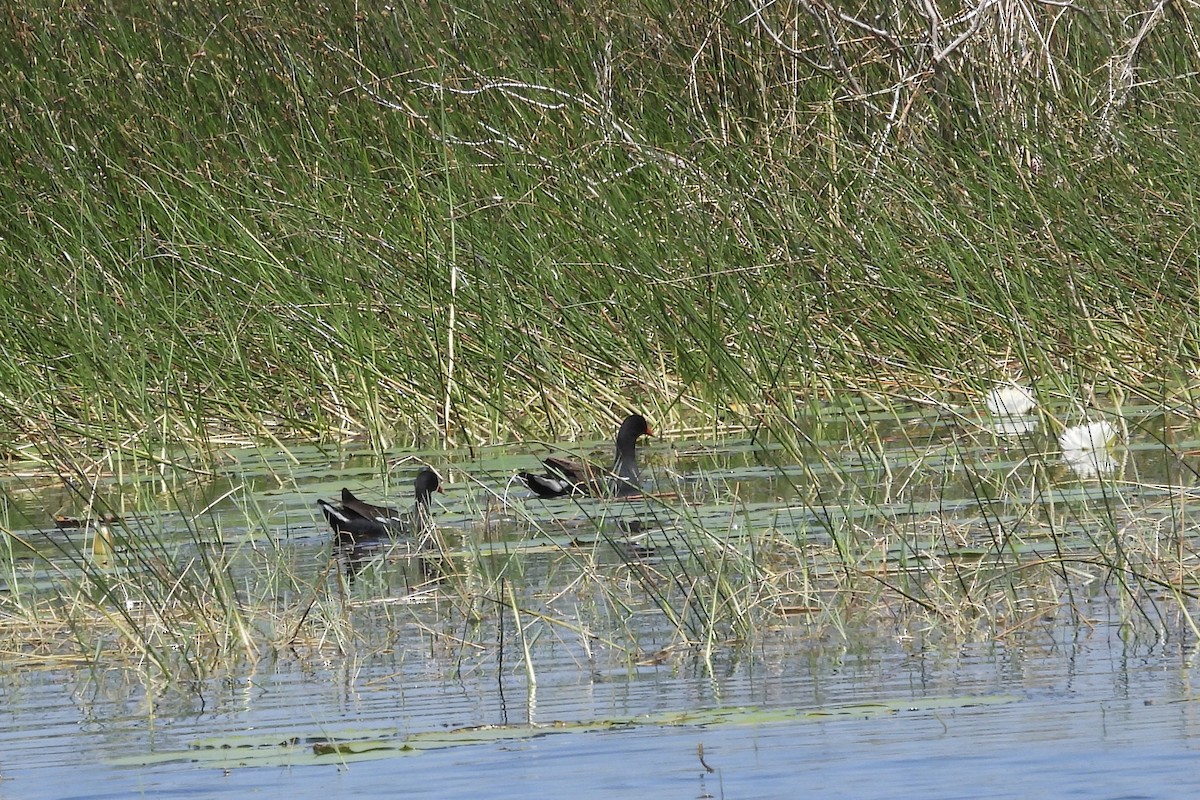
1;399;1198;798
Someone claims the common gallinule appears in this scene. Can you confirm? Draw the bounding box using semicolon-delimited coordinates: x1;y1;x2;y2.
519;413;653;498
318;467;442;541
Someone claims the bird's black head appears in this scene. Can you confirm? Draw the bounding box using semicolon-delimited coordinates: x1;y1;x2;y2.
618;413;653;442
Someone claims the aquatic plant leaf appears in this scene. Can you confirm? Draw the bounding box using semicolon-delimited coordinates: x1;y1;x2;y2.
107;695;1021;768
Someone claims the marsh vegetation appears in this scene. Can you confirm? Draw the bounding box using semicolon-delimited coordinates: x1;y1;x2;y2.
1;0;1199;791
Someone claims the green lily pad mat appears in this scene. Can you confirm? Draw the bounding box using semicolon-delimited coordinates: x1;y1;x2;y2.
110;693;1020;769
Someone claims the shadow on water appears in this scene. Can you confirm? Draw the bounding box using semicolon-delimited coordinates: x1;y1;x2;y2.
2;398;1200;796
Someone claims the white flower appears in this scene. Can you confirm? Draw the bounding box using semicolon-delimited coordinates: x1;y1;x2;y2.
985;384;1037;417
1059;421;1118;478
1058;421;1116;453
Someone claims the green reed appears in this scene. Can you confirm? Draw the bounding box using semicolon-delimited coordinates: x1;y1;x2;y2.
0;0;1195;459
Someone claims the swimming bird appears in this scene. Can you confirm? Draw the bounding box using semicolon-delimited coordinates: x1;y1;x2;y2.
519;413;653;498
318;467;442;541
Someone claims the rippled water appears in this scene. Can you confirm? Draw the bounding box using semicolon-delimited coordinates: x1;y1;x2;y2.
1;597;1198;798
2;399;1200;797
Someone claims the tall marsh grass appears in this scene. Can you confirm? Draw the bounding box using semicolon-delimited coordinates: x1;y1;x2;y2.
0;0;1196;456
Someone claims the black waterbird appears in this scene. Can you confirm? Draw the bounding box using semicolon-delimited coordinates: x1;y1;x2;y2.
318;467;442;541
519;413;653;498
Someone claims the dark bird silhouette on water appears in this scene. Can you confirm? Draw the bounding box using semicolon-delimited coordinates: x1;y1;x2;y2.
318;467;442;542
519;414;652;498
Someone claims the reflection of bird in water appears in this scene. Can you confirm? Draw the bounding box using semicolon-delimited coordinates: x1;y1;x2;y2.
332;538;452;587
317;467;442;543
519;414;652;498
613;518;660;560
569;517;663;560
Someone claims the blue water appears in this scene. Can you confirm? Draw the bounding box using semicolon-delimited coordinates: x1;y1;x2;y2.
3;403;1199;798
1;593;1197;799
